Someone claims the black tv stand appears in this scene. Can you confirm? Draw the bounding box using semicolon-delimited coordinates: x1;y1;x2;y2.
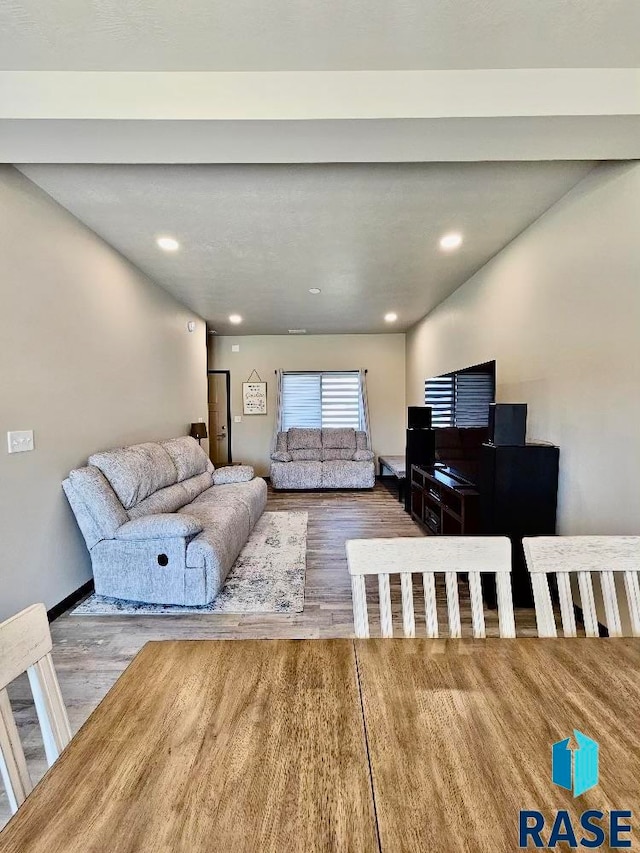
410;442;559;607
410;466;480;536
432;463;476;487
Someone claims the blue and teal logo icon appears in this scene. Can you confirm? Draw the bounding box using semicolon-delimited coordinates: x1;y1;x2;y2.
519;730;633;848
552;730;599;797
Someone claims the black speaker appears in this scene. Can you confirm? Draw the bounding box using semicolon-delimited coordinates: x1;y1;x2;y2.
488;403;527;446
408;406;432;429
479;442;559;605
404;428;435;512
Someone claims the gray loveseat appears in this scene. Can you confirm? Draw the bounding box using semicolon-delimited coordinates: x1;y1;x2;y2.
63;437;267;605
270;428;375;490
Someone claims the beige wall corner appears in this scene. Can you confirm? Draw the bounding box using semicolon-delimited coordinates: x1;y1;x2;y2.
210;333;406;475
405;161;640;537
0;166;208;620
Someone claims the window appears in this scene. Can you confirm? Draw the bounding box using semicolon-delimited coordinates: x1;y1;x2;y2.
282;371;362;431
454;372;494;427
424;370;494;428
424;374;455;427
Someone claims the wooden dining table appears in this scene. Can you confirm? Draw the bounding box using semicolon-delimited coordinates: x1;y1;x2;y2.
2;637;639;852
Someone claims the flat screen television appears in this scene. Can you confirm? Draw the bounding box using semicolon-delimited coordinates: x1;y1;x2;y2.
433;427;488;484
424;360;496;484
424;360;496;428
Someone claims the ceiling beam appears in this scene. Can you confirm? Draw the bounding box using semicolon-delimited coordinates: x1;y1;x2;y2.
1;70;638;163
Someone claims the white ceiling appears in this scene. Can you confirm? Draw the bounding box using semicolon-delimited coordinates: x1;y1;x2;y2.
2;0;638;71
18;162;594;335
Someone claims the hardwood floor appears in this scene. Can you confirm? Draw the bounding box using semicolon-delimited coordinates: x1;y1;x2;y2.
1;481;539;829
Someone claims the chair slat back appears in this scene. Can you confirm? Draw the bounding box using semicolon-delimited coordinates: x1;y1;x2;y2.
0;604;71;814
422;572;438;638
523;536;640;638
346;537;515;639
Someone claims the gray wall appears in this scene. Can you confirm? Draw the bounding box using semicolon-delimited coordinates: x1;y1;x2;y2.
210;333;406;475
406;161;640;536
0;166;208;620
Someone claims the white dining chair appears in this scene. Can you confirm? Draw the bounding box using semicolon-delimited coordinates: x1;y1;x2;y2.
346;536;516;639
523;536;640;638
0;603;72;814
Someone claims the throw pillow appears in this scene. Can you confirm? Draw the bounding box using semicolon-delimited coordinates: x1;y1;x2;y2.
213;465;255;485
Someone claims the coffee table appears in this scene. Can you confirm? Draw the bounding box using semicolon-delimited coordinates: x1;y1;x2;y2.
378;455;406;502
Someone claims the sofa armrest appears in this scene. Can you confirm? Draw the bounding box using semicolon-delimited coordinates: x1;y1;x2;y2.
352;450;375;462
213;465;255;485
115;513;203;541
270;451;292;462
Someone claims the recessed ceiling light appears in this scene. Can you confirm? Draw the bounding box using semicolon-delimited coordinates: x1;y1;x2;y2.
384;312;398;323
439;232;463;251
309;288;321;294
228;314;243;324
156;235;180;252
288;329;307;334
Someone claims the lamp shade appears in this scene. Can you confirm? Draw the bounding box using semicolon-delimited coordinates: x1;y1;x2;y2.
189;422;208;440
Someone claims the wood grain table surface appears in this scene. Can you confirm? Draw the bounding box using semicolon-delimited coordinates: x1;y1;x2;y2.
2;638;639;852
0;640;378;853
357;639;640;853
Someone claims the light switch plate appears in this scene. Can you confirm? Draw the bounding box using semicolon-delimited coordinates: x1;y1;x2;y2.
234;416;242;423
231;344;240;352
7;430;34;454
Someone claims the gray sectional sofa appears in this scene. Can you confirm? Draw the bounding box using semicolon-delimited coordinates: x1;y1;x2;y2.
270;427;375;489
63;437;267;605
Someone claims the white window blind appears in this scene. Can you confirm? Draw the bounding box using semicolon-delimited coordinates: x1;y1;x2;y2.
455;373;494;427
424;372;493;427
424;375;455;426
282;372;361;431
281;373;321;431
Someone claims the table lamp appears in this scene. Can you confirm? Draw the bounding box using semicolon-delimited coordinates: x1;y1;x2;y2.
189;422;208;445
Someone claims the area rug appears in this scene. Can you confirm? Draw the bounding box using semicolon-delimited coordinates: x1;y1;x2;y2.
71;511;308;615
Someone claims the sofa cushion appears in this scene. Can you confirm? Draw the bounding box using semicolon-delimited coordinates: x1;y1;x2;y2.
127;471;214;519
89;442;177;510
321;460;375;489
353;449;375;462
115;513;203;540
127;482;190;520
321;428;357;450
270;461;322;489
161;437;209;482
287;428;322;451
212;465;254;485
322;448;355;461
290;449;323;461
271;450;292;463
181;471;215;503
187;477;267;528
355;431;369;451
67;466;129;536
184;502;252;598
